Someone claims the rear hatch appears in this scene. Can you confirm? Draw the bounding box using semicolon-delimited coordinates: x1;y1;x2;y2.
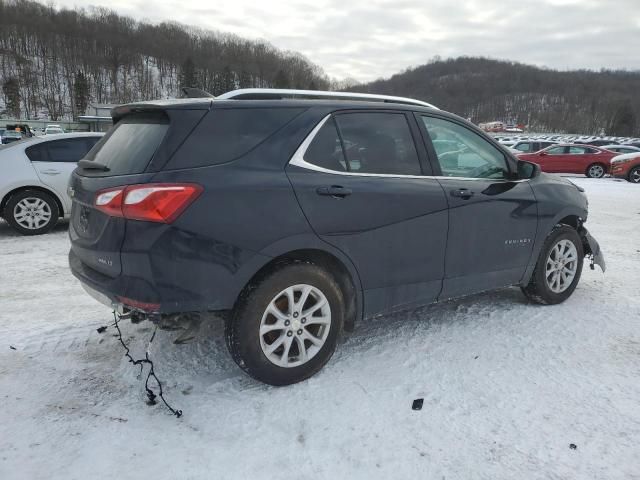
69;103;209;280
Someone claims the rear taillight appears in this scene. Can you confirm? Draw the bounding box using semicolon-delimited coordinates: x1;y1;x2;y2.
95;183;202;223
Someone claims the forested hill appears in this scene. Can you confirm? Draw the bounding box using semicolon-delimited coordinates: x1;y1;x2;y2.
349;57;640;136
0;0;329;120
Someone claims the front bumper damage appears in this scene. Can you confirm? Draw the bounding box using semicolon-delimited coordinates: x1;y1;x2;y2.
580;227;606;272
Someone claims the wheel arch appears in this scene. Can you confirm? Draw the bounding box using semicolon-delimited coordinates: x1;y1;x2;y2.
628;164;640;183
556;214;582;230
520;209;586;286
1;185;65;218
237;244;363;332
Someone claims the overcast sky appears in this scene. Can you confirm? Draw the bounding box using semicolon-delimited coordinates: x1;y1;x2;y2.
56;0;640;82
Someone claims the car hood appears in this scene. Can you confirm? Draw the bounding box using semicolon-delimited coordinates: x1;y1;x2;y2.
611;152;640;162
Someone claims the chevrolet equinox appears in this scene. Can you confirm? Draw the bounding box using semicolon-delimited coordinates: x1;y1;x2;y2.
68;89;605;385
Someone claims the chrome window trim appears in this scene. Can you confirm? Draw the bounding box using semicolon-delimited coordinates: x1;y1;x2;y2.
288;114;529;183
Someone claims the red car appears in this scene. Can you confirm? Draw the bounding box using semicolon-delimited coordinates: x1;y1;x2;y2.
517;144;617;178
610;153;640;183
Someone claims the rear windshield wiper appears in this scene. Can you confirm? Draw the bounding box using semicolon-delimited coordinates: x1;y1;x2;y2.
78;159;110;171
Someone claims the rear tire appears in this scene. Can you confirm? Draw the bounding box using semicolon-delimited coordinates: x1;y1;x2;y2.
226;262;344;386
4;189;59;235
628;166;640;184
586;163;605;178
521;225;584;305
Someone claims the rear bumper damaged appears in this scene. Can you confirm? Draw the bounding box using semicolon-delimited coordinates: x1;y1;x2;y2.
580;227;606;272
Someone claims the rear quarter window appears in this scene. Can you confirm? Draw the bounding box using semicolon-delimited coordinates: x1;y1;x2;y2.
25;143;49;161
163;107;305;170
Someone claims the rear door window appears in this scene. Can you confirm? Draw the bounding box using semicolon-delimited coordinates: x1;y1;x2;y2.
27;137;102;162
568;146;587;154
83;115;169;175
546;146;566;155
334;112;421;175
47;138;96;162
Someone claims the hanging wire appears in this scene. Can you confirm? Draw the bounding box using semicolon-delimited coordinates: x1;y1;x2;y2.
110;311;183;418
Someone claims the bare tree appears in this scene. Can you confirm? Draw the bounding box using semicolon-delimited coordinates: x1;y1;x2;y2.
0;0;329;118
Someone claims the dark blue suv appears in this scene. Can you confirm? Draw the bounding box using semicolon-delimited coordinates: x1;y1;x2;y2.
68;89;605;385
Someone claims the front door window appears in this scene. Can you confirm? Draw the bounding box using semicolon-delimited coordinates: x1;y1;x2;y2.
420;116;510;179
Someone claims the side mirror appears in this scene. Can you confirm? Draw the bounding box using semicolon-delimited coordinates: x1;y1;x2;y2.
517;160;541;179
538;151;548;156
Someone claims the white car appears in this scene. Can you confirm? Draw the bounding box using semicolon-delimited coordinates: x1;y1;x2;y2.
0;132;103;235
601;144;640;155
44;125;65;135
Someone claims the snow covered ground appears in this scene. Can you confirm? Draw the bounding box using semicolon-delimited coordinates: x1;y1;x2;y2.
1;176;639;480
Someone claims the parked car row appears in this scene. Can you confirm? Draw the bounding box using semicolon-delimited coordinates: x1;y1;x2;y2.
495;133;640;149
511;143;640;182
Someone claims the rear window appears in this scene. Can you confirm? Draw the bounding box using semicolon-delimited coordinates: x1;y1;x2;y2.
163;107;305;170
82;114;169;175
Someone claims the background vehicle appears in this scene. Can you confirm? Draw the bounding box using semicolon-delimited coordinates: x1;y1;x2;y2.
1;131;24;144
68;89;604;386
576;139;615;147
610;152;640;183
0;127;5;144
44;125;64;135
497;138;516;148
601;144;640;154
0;132;103;234
511;140;558;153
6;124;34;137
44;124;65;135
517;144;616;178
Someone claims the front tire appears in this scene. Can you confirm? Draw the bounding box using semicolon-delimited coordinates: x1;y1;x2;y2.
628;166;640;184
4;189;59;235
226;262;345;386
586;163;606;178
521;225;584;305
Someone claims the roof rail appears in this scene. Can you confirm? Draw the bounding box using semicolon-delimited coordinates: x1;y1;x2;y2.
216;88;438;109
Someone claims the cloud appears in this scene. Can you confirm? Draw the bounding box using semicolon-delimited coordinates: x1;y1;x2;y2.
54;0;640;81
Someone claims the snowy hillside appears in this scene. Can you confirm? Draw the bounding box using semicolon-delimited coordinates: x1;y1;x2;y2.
0;0;329;120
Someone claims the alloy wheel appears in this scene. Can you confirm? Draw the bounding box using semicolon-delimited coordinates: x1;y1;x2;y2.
259;284;331;368
13;197;52;230
630;168;640;184
545;239;578;293
588;164;604;178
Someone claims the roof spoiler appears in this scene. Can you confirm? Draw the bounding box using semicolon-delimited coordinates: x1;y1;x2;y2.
181;87;214;99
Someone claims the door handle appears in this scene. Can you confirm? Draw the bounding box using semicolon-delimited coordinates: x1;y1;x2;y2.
316;185;352;198
450;188;474;199
40;169;61;175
